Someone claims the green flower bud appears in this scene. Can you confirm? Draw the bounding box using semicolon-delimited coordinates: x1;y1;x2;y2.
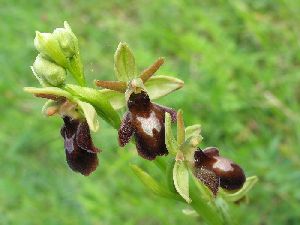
34;32;68;67
53;27;78;58
33;54;66;87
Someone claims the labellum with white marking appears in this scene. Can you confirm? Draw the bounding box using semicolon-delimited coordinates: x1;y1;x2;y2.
119;91;176;160
193;147;246;196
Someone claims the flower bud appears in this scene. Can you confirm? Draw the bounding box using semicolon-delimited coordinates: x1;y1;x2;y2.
53;27;78;58
34;32;68;67
33;54;66;87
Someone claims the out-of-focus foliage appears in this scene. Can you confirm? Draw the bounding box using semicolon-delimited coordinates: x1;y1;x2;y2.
1;0;300;224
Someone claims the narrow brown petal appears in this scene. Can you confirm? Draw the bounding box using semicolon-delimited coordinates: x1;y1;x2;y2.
95;80;127;93
153;103;177;122
118;112;134;147
34;93;65;101
139;57;165;83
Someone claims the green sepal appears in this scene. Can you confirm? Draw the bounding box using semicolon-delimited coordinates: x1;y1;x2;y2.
173;160;191;203
165;112;179;155
23;86;73;99
65;84;120;129
130;164;181;201
219;176;258;202
114;42;136;81
76;100;99;132
166;159;176;193
185;124;202;140
145;75;184;100
99;76;184;111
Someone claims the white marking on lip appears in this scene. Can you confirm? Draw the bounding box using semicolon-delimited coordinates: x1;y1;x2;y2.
137;111;161;137
212;157;234;172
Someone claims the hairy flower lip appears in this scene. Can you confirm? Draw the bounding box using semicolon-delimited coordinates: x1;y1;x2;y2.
118;91;176;160
61;116;100;176
193;147;246;195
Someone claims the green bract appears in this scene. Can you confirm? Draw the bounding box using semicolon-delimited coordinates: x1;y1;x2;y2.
66;84;120;129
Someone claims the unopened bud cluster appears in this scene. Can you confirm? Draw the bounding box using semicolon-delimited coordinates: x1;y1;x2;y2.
32;21;80;87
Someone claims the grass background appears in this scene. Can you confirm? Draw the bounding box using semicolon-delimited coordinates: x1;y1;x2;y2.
1;0;300;224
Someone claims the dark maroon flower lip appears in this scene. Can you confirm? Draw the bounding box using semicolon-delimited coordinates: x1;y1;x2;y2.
193;147;246;195
118;91;176;160
61;116;100;176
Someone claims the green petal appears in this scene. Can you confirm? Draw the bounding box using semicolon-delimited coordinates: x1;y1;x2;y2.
173;160;191;203
76;100;99;132
24;86;72;99
145;75;184;100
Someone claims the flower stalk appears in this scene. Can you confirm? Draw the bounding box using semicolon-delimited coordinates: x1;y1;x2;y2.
24;21;258;225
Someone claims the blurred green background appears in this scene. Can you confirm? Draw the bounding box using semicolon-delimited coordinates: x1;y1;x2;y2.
1;0;300;224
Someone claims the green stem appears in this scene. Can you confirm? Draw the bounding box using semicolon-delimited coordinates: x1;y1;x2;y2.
189;183;225;225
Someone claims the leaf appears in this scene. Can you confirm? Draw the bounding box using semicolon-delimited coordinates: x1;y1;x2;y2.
220;176;258;202
165;112;179;155
176;109;185;146
66;84;120;129
98;89;126;110
130;165;180;200
173;160;191;203
145;75;184;100
23;86;73;99
114;42;136;81
76;100;99;132
185;124;201;140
